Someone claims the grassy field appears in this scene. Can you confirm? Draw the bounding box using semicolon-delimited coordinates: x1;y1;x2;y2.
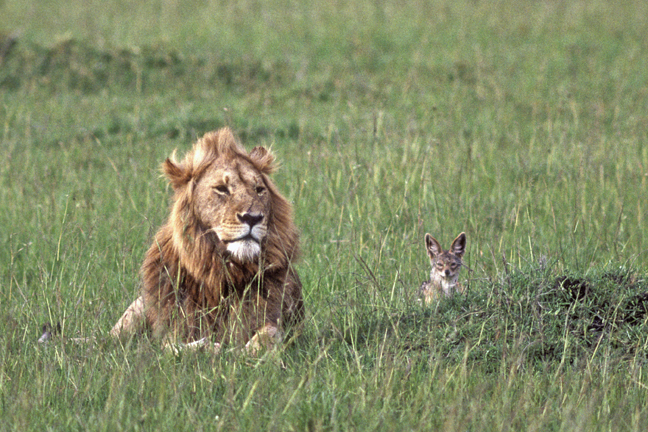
1;0;648;430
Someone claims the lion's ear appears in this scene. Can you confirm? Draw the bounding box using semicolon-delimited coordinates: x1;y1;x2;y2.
162;157;191;190
249;146;277;174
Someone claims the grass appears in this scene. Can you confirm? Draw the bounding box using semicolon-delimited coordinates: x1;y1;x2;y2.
1;0;648;430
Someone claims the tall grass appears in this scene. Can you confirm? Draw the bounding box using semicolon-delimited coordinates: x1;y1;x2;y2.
1;0;648;430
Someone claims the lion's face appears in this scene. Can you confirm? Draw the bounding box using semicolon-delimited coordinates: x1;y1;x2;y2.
163;128;284;265
194;157;270;262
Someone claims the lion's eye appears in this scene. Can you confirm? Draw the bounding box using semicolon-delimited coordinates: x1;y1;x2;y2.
214;185;230;195
256;186;266;195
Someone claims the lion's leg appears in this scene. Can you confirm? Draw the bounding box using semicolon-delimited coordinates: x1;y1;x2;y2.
110;296;146;338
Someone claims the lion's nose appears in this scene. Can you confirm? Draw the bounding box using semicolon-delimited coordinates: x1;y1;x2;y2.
237;212;264;227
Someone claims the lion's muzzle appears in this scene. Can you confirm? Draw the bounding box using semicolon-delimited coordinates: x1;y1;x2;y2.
237;212;264;227
216;212;267;262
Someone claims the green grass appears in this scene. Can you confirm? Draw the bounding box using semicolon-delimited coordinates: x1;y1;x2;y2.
1;0;648;430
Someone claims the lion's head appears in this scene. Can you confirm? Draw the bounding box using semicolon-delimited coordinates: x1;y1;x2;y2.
161;128;298;274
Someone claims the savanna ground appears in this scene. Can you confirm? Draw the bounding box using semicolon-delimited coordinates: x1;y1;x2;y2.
1;0;648;430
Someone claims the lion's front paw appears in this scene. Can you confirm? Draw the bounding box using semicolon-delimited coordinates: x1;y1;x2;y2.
244;324;283;355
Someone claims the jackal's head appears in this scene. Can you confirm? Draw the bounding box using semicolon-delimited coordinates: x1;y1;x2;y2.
425;232;466;293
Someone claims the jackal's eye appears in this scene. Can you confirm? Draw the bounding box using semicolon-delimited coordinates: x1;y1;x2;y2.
214;185;230;195
435;263;444;269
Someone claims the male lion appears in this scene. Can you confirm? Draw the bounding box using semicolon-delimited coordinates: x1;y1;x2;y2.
110;128;303;353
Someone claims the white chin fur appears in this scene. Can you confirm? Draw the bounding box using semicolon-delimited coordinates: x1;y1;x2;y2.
227;240;261;262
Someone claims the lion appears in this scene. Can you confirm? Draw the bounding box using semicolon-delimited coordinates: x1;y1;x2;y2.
110;128;303;353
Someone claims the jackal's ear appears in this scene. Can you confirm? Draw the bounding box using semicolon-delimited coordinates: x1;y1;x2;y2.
425;233;442;260
450;232;466;258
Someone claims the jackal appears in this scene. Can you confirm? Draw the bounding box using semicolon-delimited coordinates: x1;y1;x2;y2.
419;232;466;304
